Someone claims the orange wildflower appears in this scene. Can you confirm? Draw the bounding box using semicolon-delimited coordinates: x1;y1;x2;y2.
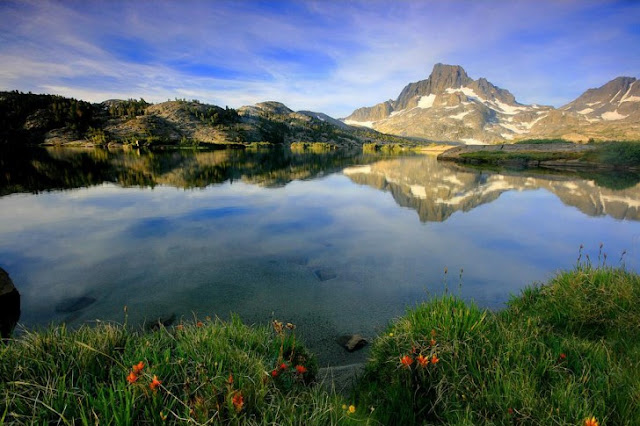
232;392;244;412
150;375;162;391
584;417;599;426
196;321;203;327
400;355;413;368
132;361;144;374
127;371;139;384
431;354;440;365
416;354;429;367
227;374;234;385
176;324;184;331
430;338;436;346
295;365;308;374
431;329;436;338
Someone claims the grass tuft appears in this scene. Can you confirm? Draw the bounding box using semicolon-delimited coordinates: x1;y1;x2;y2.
354;264;640;425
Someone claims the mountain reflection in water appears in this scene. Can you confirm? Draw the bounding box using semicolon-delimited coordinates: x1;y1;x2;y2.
344;156;640;222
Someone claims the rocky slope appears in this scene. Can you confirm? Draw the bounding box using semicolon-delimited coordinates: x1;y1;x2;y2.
343;64;640;144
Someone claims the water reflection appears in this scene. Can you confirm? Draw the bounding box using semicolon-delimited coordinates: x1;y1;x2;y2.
1;148;640;364
0;146;386;195
0;267;20;340
344;156;640;222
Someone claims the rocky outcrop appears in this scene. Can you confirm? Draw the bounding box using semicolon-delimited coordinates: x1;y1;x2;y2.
0;267;20;339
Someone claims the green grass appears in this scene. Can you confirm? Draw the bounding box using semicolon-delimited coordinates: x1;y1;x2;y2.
354;261;640;425
290;142;339;153
584;141;640;167
0;316;368;425
460;141;640;169
3;263;639;425
459;150;583;164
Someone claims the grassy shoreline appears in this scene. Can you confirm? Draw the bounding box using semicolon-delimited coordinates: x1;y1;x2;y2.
439;140;640;171
2;262;638;425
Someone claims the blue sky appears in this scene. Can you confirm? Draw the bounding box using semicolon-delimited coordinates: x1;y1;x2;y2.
1;0;639;117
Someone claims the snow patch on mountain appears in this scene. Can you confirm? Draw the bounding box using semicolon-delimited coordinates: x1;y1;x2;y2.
461;138;486;145
601;110;628;121
343;119;375;128
417;94;436;109
450;110;470;120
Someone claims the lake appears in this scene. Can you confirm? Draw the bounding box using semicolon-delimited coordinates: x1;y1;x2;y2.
1;146;640;365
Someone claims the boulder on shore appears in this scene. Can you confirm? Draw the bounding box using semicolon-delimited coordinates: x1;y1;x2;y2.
337;334;368;352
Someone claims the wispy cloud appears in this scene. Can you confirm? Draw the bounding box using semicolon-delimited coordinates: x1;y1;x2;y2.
0;0;638;116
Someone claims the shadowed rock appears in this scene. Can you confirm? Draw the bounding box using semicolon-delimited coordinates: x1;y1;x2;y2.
55;296;96;313
0;267;20;340
145;313;177;331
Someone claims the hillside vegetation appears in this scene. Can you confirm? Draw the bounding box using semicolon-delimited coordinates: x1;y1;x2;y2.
0;91;414;148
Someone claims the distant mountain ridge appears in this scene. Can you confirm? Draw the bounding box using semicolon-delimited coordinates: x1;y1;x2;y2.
343;63;640;143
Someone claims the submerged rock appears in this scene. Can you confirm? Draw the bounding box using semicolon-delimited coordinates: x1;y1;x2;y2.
55;296;96;313
337;334;368;352
145;313;177;331
313;269;337;282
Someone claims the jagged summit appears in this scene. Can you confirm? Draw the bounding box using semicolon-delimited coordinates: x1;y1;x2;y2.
343;63;640;143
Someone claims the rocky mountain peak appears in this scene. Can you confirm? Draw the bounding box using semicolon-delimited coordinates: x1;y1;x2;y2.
343;63;640;143
428;63;472;92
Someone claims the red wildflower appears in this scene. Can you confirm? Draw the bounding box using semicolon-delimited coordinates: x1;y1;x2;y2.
400;355;413;368
280;363;288;370
232;392;244;412
295;365;308;374
416;354;429;367
127;371;138;384
584;417;599;426
150;375;162;391
508;408;514;415
559;353;567;360
271;369;279;377
132;361;144;374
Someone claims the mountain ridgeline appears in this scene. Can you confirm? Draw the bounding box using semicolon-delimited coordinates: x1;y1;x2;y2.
0;91;410;148
343;63;640;143
2;64;639;147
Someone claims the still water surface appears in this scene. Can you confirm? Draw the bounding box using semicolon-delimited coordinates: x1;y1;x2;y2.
1;147;640;365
